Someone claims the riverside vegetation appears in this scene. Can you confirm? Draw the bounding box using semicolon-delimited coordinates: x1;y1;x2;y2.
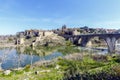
0;41;120;80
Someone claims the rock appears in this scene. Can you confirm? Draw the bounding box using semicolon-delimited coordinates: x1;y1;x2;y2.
4;70;11;75
34;33;65;46
24;78;29;80
40;70;50;73
64;53;83;60
13;67;24;70
33;60;53;67
20;32;66;47
55;65;60;69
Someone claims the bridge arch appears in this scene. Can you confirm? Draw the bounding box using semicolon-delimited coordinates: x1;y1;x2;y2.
86;36;106;48
62;34;120;53
79;35;117;53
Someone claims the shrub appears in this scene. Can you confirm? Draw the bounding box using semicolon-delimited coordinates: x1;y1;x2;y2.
112;65;120;75
24;65;30;71
112;55;120;63
92;54;107;62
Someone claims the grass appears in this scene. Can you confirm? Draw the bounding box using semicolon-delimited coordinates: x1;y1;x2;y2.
0;66;64;80
57;46;80;55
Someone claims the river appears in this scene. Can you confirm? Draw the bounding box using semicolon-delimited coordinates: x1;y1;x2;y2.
0;48;63;70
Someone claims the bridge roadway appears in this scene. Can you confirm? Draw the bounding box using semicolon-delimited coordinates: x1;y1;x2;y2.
61;33;120;53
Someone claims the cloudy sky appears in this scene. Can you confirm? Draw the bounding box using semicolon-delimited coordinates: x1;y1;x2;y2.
0;0;120;35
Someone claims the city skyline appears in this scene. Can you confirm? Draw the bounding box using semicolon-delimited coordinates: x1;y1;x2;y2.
0;0;120;35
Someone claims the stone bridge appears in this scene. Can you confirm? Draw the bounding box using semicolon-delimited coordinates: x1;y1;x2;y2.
61;33;120;53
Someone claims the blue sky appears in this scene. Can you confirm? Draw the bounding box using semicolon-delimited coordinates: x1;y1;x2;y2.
0;0;120;35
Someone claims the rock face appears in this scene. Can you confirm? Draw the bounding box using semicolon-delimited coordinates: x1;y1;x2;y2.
16;30;66;47
34;33;65;47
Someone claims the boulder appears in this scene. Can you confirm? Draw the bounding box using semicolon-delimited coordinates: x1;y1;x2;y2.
4;70;11;75
55;65;60;69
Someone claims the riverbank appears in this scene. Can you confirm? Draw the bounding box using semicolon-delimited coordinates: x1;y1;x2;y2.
0;51;120;80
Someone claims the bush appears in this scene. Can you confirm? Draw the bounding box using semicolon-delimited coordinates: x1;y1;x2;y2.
92;54;107;62
24;65;30;71
112;55;120;63
112;65;120;75
66;40;73;46
58;46;80;55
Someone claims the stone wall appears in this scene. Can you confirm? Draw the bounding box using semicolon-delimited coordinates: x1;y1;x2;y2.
38;31;53;36
38;31;44;36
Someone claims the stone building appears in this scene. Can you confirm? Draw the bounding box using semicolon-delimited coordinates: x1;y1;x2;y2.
38;31;54;37
72;29;80;35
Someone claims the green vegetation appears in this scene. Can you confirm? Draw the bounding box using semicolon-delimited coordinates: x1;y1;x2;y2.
58;46;80;55
57;41;80;55
0;51;120;80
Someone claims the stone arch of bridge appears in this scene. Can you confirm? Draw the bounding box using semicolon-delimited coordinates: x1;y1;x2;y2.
64;34;120;53
68;36;81;45
83;36;106;47
75;35;116;53
99;36;120;53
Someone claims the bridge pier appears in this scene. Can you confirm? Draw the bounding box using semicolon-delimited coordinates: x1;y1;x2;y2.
69;37;74;43
104;37;117;53
73;37;80;45
80;37;91;47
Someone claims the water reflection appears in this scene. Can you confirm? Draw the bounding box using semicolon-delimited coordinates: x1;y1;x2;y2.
78;47;108;55
0;47;63;70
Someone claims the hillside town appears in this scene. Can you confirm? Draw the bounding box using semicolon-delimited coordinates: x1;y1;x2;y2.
16;25;118;38
0;25;119;48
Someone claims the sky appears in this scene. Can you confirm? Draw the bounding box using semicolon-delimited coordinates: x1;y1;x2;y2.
0;0;120;35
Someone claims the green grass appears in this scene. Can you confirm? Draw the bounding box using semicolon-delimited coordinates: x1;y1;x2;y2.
57;46;80;55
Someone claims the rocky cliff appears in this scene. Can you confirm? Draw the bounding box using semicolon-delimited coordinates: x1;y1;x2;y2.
34;33;65;47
